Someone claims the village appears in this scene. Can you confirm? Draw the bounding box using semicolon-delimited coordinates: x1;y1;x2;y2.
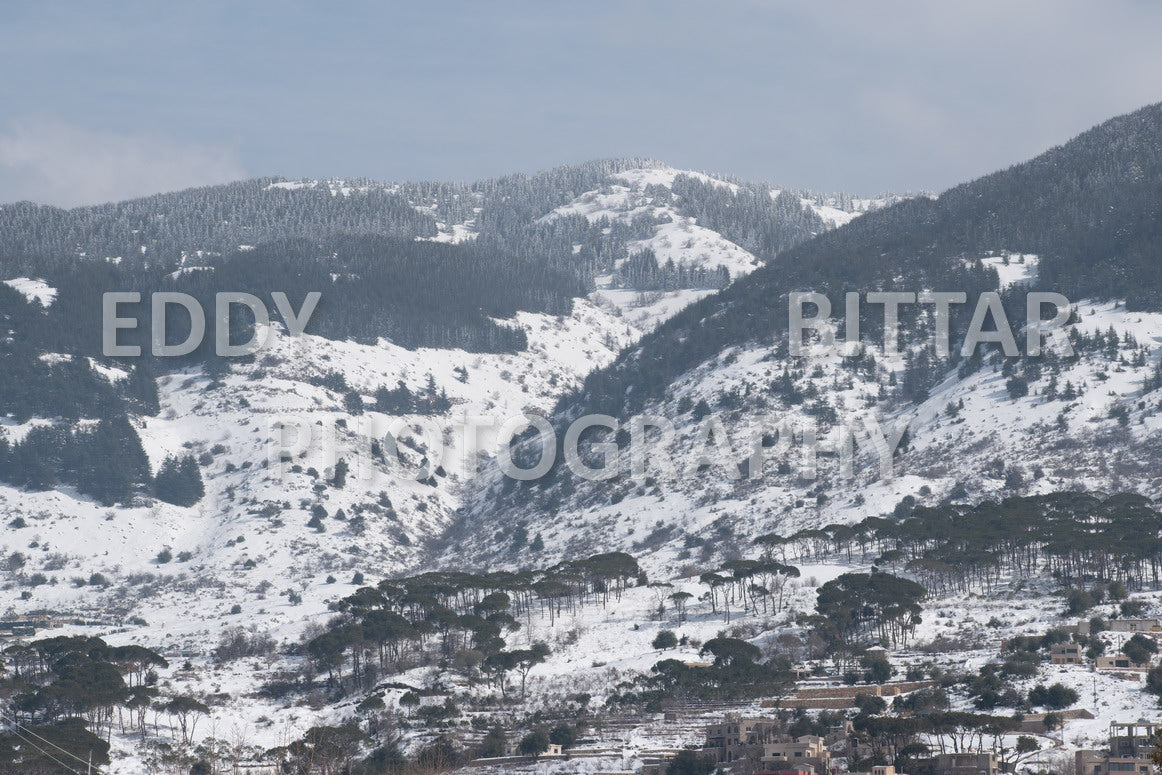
445;617;1162;775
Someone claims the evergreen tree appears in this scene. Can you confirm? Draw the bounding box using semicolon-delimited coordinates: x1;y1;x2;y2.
123;362;160;415
155;454;205;507
343;390;364;416
332;458;349;488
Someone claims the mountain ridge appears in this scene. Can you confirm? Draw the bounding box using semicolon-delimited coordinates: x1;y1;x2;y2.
446;101;1162;578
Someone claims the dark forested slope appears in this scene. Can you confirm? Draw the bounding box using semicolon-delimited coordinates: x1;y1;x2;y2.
565;102;1162;420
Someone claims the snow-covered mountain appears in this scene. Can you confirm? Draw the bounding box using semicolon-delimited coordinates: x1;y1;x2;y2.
450;275;1162;579
0;160;873;645
7;102;1162;773
450;103;1162;578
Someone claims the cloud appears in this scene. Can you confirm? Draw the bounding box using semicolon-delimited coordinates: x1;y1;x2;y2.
0;118;246;208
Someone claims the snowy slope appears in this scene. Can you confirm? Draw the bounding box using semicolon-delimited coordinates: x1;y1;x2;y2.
540;166;759;278
0;160;881;664
0;299;641;639
801;193;911;228
452;260;1162;580
0;162;902;772
2;276;57;306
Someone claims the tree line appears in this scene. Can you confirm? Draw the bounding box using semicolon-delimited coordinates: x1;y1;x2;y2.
756;492;1162;594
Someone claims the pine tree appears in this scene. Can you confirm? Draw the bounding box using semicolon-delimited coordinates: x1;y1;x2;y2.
155;454;205;507
343;390;364;416
77;416;151;505
331;458;348;488
124;363;160;415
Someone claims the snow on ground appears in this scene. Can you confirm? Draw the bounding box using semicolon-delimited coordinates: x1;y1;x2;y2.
458;285;1162;586
265;178;385;197
981;253;1040;287
72;551;1162;772
611;166;740;194
590;283;716;333
808;202;860;228
0;296;651;655
538;167;761;277
3;276;57;306
0;416;54;443
426;219;478;244
631;214;759;278
0;293;657;770
87;357;130;382
801;193;907;228
8;472;1162;773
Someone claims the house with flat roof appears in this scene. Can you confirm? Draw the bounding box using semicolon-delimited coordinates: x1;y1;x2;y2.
761;735;831;772
1075;721;1162;775
1051;642;1084;665
703;714;780;764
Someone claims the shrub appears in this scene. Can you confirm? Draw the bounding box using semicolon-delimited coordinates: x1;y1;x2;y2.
549;724;577;750
214;627;276;662
1028;682;1078;709
477;726;506;758
518;728;549;757
1123;633;1158;665
356;695;385;714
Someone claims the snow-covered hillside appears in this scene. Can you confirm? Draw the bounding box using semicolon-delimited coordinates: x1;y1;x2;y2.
452;260;1162;580
0;300;633;637
0;162;986;775
0;160;883;654
541;167;760;278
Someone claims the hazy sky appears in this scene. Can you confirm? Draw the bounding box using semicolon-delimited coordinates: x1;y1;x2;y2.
2;1;1161;207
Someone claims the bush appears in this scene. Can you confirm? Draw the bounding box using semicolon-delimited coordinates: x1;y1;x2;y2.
1146;666;1162;697
862;654;894;684
1123;633;1158;665
1006;376;1029;399
548;723;577;750
1001;651;1042;677
356;695;385;714
855;694;887;715
652;630;679;650
1066;589;1096;615
1028;682;1078;710
666;749;718;774
478;726;506;758
214;628;276;662
1121;600;1148;617
518;728;549;757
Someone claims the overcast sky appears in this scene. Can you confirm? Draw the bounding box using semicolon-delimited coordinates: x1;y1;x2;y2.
2;0;1161;207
